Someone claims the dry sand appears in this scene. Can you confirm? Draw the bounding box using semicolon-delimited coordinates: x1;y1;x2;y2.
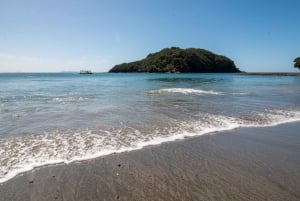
1;123;300;201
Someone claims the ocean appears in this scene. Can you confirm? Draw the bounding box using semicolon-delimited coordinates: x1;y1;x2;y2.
0;73;300;183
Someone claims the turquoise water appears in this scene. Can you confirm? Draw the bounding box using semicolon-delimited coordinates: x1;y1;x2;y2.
1;73;300;183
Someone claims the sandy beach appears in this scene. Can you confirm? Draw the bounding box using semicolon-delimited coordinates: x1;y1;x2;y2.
1;0;300;200
1;122;300;201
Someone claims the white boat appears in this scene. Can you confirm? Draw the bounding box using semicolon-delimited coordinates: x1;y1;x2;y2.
80;70;93;74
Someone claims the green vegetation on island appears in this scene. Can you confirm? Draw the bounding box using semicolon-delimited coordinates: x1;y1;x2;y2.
109;47;240;73
294;57;300;69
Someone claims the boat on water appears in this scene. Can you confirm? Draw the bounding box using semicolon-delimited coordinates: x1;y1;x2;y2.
80;70;93;74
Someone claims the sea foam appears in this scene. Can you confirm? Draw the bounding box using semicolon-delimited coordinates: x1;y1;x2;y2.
0;109;300;184
146;88;221;95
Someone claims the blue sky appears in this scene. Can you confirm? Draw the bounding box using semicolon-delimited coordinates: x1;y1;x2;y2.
0;0;299;72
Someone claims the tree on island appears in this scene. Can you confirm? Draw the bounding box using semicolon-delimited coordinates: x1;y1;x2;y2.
294;57;300;69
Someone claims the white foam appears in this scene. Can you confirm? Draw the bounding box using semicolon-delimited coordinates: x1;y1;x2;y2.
147;88;221;95
52;96;88;103
247;110;300;127
232;92;249;95
1;109;300;184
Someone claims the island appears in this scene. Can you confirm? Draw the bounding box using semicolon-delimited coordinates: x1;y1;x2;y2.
294;57;300;69
109;47;240;73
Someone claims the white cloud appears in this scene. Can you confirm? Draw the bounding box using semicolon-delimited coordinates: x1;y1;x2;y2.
0;54;43;72
0;53;114;72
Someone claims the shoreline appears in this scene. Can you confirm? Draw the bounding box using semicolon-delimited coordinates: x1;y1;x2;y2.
1;122;300;200
240;72;300;76
1;116;300;185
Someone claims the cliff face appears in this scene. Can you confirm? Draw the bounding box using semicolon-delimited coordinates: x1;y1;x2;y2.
109;47;240;73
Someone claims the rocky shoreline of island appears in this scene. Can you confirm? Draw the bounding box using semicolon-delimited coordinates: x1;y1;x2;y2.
240;72;300;76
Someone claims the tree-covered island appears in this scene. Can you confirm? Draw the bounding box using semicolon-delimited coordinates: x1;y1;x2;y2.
294;57;300;70
109;47;240;73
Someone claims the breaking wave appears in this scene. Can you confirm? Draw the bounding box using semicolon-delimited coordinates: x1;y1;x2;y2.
1;109;300;184
51;96;89;103
146;88;221;95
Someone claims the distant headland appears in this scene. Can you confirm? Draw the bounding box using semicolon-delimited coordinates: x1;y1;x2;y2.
109;47;240;73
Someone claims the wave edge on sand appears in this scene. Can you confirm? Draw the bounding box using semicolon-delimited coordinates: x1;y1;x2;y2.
1;109;300;184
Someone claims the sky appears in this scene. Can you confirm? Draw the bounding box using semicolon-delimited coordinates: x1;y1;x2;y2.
0;0;299;72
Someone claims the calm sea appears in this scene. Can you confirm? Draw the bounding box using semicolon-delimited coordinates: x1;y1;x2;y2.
1;73;300;183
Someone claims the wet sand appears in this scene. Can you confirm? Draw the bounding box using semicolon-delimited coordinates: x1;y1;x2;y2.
1;123;300;201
